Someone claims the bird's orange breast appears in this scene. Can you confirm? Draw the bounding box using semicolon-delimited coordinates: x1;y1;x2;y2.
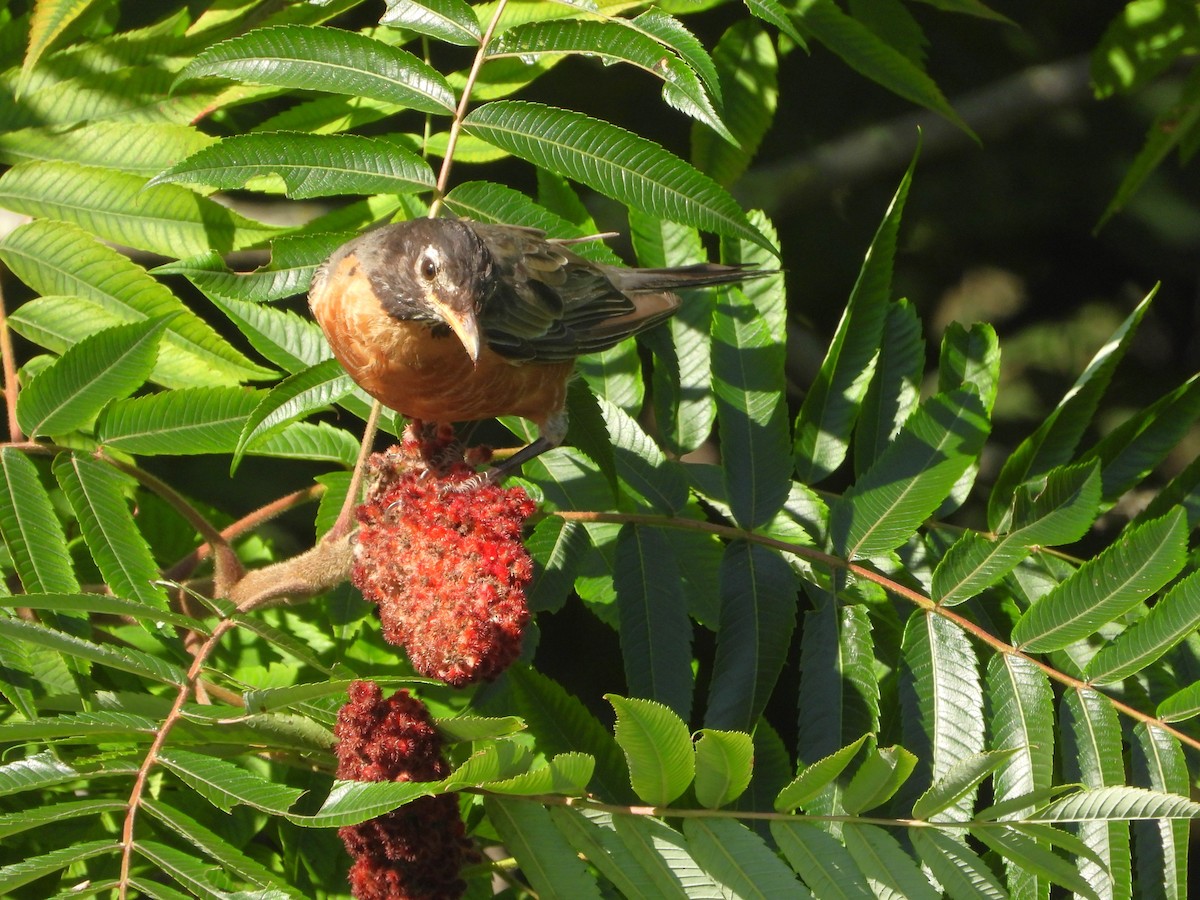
310;252;573;428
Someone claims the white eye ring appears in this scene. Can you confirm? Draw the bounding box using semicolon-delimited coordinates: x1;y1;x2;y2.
419;254;438;282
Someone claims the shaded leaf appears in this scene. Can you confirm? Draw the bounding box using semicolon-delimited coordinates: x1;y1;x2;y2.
486;796;605;899
685;817;810;897
770;821;873;899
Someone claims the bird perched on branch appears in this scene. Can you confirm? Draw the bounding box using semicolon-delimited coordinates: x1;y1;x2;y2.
309;217;771;482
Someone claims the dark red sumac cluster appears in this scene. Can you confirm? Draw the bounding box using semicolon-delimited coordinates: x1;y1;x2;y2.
335;681;476;900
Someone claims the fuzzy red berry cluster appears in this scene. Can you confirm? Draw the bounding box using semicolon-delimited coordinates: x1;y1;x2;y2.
352;425;536;686
335;681;475;900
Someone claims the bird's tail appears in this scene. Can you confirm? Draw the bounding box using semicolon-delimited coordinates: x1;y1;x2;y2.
613;263;777;293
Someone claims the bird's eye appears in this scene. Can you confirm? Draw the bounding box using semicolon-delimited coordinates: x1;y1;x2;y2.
420;256;438;281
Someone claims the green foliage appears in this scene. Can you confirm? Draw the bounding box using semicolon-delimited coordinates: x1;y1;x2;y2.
0;0;1198;898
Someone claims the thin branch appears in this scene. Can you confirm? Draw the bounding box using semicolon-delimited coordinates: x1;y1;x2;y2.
0;265;22;443
165;484;324;582
427;0;511;218
327;400;381;543
119;616;238;898
552;509;1200;753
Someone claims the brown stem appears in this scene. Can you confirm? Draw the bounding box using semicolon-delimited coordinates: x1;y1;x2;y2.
119;616;238;898
0;267;22;443
427;0;511;218
328;400;381;543
165;484;324;582
552;509;1200;753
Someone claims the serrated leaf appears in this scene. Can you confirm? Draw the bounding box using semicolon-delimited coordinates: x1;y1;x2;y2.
15;592;203;631
0;840;117;893
289;779;439;827
842;823;939;900
840;745;917;814
1130;724;1189;900
1085;568;1200;684
0;121;217;176
596;396;689;513
1012;507;1187;652
744;0;807;44
141;798;310;899
693;20;778;188
96;386;261;455
551;807;678;900
632;10;723;104
693;729;754;809
613;814;724;898
985;653;1054;834
381;0;482;46
794;150;916;482
912;749;1017;820
711;270;790;529
988;287;1156;530
53;453;167;609
1037;786;1200;822
0;710;158;742
911;828;1007;899
854;298;924;475
485;752;594;796
0;617;183;683
608;694;694;807
613;525;693;720
770;822;873;899
0;219;272;386
463;100;774;254
176;24;456;113
794;0;974;136
832;388;989;559
0;448;79;593
1081;372;1200;507
932;460;1101;605
705;541;796;732
486;796;605;900
775;734;868;812
17;317;167;437
508;665;630;803
900;611;984;823
0;797;126;840
525;517;589;613
488;19;735;143
0;751;79;796
1059;687;1130;900
685;817;810;897
21;0;98;90
972;824;1101;900
232;358;351;472
157;748;304;815
150;132;436;198
0;161;279;257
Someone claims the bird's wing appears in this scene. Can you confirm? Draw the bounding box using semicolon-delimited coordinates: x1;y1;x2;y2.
469;223;675;363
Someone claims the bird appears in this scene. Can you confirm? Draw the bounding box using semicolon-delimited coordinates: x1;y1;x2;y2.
308;217;773;482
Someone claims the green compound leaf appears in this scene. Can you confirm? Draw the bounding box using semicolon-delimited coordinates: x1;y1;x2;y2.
607;694;694;807
380;0;482;46
17;317;167;437
1085;568;1200;684
157;748;304;815
0;161;280;257
794;149;916;482
0;219;273;387
487;19;734;143
0;121;216;177
0;448;79;594
685;817;810;897
97;386;262;456
1012;507;1188;653
52;454;167;610
176;24;456;113
150;132;436;198
831;387;989;560
613;525;693;721
463;100;775;255
231;358;352;473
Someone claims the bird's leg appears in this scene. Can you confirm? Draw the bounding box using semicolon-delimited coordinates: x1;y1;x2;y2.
441;410;567;492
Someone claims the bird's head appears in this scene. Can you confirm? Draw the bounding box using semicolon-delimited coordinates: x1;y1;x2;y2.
356;218;493;364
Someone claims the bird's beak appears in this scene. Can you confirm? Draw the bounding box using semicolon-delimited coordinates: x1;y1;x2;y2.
431;299;481;364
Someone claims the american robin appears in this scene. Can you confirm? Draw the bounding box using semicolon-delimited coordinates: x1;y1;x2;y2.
309;217;771;480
